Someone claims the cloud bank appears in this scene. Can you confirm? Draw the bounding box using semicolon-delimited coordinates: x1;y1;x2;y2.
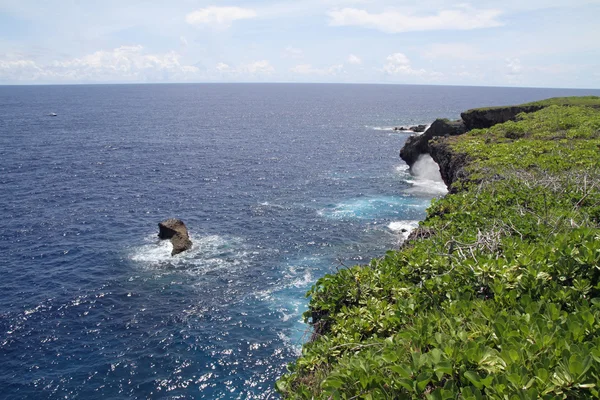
186;6;257;28
328;6;503;33
0;46;199;83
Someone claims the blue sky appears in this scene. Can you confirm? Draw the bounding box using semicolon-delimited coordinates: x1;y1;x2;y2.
0;0;599;88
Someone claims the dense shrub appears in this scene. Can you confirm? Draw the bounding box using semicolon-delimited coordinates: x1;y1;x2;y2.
277;103;600;399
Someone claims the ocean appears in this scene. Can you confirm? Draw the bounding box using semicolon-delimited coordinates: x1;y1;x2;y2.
1;83;599;399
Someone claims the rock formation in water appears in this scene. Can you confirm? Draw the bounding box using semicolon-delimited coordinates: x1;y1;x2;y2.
158;218;192;256
393;124;428;132
399;118;465;167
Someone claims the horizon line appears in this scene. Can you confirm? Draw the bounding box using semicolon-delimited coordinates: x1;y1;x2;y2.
1;81;599;91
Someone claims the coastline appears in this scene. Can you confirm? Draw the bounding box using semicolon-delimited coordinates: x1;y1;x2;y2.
277;96;600;398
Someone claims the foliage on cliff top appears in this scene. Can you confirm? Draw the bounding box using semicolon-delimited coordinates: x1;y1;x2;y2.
524;96;600;107
277;104;600;399
450;105;600;180
462;96;600;114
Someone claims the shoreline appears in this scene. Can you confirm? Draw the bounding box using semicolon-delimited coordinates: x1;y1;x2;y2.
277;96;600;398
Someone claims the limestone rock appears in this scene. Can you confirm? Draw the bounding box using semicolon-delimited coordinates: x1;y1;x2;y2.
409;124;428;133
461;105;544;130
158;218;192;256
399;119;465;167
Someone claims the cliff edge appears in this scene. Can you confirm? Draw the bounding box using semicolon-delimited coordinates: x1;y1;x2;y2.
277;97;600;399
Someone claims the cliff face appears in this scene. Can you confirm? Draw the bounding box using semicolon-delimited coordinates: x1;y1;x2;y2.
460;105;544;130
400;104;548;190
399;118;465;166
428;138;468;190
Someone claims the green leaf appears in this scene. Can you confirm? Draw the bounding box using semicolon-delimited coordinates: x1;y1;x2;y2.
416;372;432;392
390;365;413;379
464;371;484;390
323;377;344;389
382;351;398;363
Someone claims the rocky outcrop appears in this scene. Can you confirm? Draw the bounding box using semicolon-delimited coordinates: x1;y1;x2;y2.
393;124;427;132
158;218;192;256
461;105;544;130
429;138;470;191
399;104;555;191
399;119;465;166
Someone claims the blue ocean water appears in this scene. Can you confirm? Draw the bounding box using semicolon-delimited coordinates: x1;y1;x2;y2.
1;83;599;399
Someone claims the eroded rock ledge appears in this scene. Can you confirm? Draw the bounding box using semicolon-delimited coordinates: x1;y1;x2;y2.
399;119;466;167
158;218;193;256
400;104;548;190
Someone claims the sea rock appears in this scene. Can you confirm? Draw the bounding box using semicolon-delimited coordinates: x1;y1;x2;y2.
410;124;428;133
158;218;192;256
399;119;466;167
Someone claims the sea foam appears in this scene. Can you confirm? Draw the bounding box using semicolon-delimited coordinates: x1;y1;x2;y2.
402;154;448;195
129;234;247;273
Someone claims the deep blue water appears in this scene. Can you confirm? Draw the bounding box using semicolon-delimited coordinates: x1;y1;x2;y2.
1;83;600;399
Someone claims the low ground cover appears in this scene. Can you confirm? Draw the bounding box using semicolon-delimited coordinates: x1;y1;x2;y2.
277;103;600;399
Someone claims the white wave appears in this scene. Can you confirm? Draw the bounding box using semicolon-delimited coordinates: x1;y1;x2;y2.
286;269;313;289
388;220;419;233
319;196;426;220
369;124;431;133
129;234;247;273
395;164;410;173
402;154;448;195
406;178;448;194
277;332;303;356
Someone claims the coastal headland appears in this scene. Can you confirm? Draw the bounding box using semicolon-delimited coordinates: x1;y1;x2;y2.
278;96;600;399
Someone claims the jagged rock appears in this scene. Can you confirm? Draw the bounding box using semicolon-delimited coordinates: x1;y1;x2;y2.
399;104;553;192
410;124;428;133
429;138;470;191
158;218;192;256
461;105;544;130
399;119;465;167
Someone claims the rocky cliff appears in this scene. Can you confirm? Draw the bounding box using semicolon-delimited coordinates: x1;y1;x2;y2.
277;98;600;399
399;118;465;166
460;105;544;130
400;103;550;189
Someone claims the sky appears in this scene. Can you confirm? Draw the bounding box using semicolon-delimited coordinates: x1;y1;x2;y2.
0;0;599;88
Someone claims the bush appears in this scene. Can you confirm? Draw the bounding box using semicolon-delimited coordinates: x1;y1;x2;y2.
277;103;600;399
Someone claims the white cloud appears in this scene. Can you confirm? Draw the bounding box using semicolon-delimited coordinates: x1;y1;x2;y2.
348;54;362;64
216;62;232;72
328;6;503;33
0;46;199;83
0;59;45;81
283;46;304;59
241;60;275;74
290;63;344;75
216;60;275;75
185;6;257;28
382;53;418;74
422;43;489;61
506;58;522;75
381;52;443;79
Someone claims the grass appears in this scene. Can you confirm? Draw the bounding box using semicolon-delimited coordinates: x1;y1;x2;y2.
277;101;600;399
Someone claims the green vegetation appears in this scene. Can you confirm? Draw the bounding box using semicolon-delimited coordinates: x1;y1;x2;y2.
462;96;600;113
524;96;600;107
277;101;600;399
